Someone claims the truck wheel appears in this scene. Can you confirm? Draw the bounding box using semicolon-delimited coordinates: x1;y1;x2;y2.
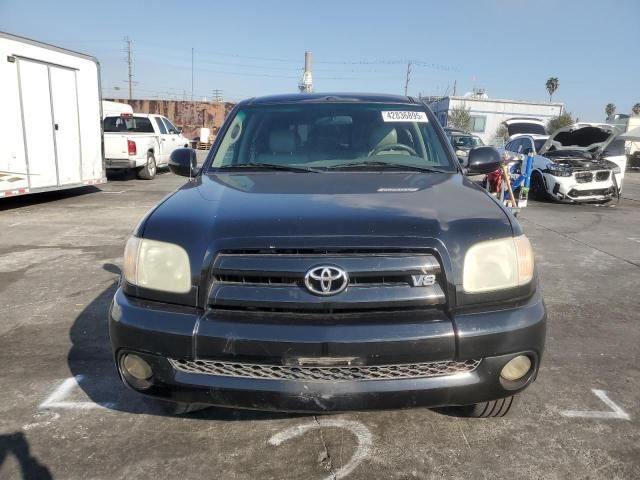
137;153;156;180
459;395;515;418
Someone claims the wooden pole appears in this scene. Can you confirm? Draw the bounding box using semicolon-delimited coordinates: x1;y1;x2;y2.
502;165;517;207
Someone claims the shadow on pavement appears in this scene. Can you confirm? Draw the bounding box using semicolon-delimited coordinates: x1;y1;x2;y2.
67;263;305;421
0;432;52;480
0;186;100;212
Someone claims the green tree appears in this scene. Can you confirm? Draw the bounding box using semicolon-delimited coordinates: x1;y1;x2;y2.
605;103;616;118
494;124;509;144
632;103;640;115
448;105;471;131
547;112;574;134
546;77;559;102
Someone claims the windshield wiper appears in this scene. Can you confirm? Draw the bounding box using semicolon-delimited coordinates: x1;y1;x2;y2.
216;162;321;173
326;161;450;173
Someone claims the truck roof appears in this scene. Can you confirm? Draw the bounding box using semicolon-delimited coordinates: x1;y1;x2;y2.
244;92;418;106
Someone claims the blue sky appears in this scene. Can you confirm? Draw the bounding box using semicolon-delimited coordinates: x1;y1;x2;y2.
1;0;638;120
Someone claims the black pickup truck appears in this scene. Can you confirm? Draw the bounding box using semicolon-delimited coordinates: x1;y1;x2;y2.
109;93;546;417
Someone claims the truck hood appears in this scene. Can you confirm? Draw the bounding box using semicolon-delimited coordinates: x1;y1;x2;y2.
142;172;516;284
539;124;618;156
503;118;547;138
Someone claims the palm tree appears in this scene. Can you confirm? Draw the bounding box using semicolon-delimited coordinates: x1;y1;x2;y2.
632;103;640;116
546;77;559;102
605;103;616;118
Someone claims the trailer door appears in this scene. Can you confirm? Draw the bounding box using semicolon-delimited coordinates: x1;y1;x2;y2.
18;60;57;188
50;67;82;185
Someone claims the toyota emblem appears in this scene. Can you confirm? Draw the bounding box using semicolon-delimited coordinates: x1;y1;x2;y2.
304;265;349;296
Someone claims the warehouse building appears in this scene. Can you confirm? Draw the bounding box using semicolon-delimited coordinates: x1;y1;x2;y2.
428;94;564;145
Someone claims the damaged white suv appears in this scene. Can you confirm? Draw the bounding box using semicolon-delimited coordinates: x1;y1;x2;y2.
505;123;623;203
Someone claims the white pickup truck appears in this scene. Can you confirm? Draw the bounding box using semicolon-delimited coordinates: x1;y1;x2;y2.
103;113;190;179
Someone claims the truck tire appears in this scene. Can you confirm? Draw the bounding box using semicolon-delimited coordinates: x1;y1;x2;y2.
459;395;515;418
137;153;156;180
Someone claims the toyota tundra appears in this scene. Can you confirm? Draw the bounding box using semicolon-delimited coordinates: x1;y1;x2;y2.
109;93;546;417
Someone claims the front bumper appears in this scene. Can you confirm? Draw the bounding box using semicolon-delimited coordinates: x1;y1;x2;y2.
109;288;546;412
542;172;615;203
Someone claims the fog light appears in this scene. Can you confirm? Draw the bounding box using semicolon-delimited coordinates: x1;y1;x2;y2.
122;353;152;381
500;355;531;381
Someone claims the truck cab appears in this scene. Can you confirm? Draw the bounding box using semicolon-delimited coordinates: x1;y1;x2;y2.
110;93;546;417
103;113;190;179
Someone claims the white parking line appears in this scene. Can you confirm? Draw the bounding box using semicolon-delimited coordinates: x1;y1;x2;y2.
39;375;116;410
560;389;630;420
269;418;372;480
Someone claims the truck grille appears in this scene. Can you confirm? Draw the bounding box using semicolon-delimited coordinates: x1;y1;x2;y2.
208;249;446;312
169;358;480;381
575;172;593;183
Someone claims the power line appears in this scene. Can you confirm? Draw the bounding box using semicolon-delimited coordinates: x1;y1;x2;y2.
131;58;411;81
104;45;457;75
120;40;459;72
131;59;301;79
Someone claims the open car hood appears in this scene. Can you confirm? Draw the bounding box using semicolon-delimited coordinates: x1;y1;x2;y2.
538;124;618;156
503;118;547;137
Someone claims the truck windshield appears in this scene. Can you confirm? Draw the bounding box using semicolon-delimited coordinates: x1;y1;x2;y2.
208;103;456;172
104;116;154;133
451;135;484;148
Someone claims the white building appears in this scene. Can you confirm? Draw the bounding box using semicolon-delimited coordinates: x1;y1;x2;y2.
428;95;564;145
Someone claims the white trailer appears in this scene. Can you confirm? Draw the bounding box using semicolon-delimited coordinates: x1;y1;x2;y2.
102;100;133;118
0;32;105;198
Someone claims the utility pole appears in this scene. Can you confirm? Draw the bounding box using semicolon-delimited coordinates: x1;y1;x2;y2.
404;61;411;96
212;89;223;102
124;37;133;101
453;79;457;96
191;47;194;102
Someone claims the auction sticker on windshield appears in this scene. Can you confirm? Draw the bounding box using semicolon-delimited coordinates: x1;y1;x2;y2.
382;111;428;122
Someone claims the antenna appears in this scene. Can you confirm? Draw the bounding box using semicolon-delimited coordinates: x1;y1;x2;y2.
191;47;194;102
404;62;412;96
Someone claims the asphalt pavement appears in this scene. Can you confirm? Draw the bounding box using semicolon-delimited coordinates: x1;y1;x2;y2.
1;157;638;479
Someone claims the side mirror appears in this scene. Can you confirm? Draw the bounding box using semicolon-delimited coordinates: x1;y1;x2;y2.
177;127;183;133
466;146;503;175
169;148;198;178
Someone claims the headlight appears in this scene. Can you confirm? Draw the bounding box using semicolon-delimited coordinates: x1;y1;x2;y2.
123;237;191;293
546;163;572;177
463;235;534;293
611;166;621;174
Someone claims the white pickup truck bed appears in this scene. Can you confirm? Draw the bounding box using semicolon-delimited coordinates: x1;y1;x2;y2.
103;113;190;179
